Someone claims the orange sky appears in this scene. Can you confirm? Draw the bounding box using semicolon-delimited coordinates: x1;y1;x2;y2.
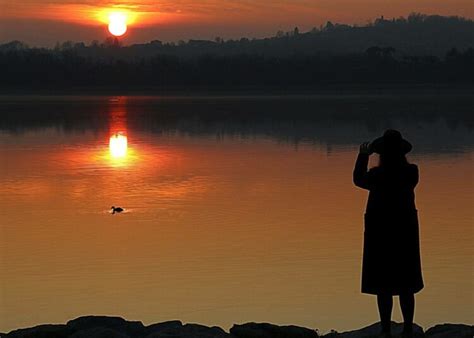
0;0;473;46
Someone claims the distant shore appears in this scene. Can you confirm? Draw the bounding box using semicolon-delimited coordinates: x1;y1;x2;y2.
1;316;472;338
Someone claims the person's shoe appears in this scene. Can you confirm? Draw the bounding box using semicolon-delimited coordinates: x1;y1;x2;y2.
379;321;392;337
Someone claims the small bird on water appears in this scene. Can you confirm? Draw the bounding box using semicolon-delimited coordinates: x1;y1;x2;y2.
111;206;124;214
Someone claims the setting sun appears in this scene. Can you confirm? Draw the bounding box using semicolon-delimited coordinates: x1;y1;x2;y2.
108;12;127;37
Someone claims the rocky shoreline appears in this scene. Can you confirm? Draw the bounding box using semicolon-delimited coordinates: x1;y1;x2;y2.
1;316;472;338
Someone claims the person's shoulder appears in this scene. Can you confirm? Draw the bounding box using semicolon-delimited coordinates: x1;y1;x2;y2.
368;166;380;174
406;163;419;176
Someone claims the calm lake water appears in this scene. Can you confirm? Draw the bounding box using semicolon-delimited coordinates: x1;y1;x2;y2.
0;94;472;333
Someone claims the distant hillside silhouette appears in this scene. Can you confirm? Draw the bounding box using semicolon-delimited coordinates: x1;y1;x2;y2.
0;13;473;89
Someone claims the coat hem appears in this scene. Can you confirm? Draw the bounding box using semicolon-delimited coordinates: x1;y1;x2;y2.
361;285;424;295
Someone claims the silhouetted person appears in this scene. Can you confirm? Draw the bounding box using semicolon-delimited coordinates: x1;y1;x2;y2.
353;130;424;337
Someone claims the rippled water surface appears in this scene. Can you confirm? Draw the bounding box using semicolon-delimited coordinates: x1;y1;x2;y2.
0;94;472;333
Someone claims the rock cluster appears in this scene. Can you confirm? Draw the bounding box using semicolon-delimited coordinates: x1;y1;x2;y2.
2;316;472;338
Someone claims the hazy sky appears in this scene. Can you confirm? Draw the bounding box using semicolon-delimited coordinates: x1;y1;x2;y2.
1;0;473;46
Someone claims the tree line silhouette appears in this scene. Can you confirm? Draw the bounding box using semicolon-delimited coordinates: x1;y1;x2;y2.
0;13;473;89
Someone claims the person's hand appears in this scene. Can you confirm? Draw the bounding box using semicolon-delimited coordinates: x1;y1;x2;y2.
359;142;373;155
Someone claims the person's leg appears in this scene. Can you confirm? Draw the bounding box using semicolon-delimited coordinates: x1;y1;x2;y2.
377;293;393;334
400;293;415;333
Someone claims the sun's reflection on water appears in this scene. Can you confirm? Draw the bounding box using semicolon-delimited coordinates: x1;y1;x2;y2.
105;98;134;166
109;132;128;158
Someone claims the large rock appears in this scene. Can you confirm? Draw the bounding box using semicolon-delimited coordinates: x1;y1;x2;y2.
69;327;130;338
4;324;70;338
145;323;229;338
66;316;145;337
425;324;473;338
145;320;183;336
230;322;319;338
322;322;424;337
3;317;473;338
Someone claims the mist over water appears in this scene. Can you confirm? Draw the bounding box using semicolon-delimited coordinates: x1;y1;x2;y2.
0;94;472;333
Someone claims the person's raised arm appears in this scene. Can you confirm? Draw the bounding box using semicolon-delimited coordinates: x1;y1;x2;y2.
353;142;372;190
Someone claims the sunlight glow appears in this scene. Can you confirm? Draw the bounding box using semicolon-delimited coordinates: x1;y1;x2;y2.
109;133;128;158
108;12;128;36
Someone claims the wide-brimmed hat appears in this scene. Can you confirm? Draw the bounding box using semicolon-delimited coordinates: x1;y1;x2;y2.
371;129;412;154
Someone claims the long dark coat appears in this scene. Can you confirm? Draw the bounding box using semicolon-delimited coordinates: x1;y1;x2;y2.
353;153;424;295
